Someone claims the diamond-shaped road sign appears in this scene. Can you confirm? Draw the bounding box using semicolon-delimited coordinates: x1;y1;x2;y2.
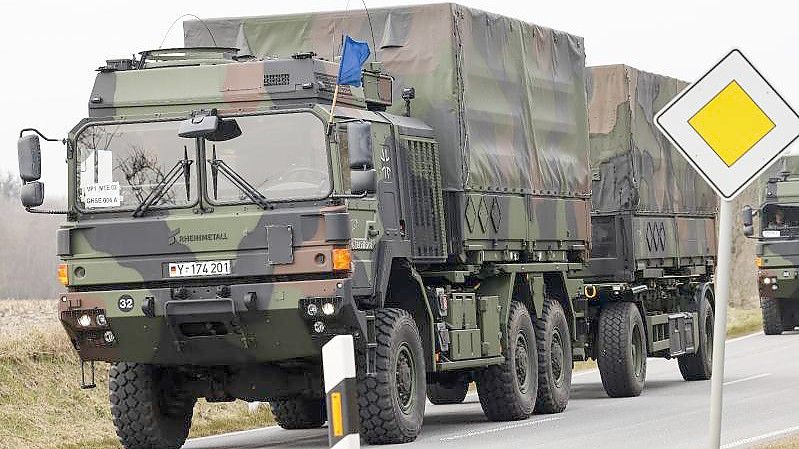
656;49;799;200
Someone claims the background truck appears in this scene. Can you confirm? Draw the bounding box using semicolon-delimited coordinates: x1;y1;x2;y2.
14;4;715;449
743;157;799;334
582;65;718;393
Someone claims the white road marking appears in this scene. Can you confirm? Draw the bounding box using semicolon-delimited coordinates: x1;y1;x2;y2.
186;424;283;443
439;416;563;441
726;332;763;344
722;373;772;386
721;425;799;448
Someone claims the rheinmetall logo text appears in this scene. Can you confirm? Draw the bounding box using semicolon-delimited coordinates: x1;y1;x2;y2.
169;228;229;246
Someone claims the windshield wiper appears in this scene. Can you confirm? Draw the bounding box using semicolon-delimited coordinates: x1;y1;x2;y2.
132;147;193;217
208;145;271;209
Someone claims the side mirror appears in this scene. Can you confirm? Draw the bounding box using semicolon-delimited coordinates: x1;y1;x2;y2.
347;122;373;169
351;169;377;195
742;205;754;237
21;181;44;208
18;134;42;182
178;114;219;138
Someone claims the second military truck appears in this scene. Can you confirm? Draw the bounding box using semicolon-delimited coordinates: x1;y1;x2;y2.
16;4;716;448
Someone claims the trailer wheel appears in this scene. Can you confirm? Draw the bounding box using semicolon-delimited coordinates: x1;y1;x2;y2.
597;302;647;398
475;301;537;421
427;375;469;405
109;362;196;449
357;308;426;444
271;398;326;429
762;297;784;335
678;294;714;381
534;298;572;414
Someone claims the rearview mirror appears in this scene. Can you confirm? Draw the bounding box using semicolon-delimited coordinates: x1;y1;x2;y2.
742;205;754;237
178;114;219;138
18;134;42;182
21;181;44;208
351;169;377;195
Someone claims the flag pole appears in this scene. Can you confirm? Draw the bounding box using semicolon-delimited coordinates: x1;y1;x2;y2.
328;84;341;132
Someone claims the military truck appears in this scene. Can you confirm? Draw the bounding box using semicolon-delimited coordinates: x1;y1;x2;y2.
742;156;799;335
15;4;716;448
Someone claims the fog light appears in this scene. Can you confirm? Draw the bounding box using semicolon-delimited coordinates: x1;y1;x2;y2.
322;302;335;316
96;314;107;326
306;303;319;316
103;331;115;343
77;314;92;327
773;285;779;290
313;321;326;333
764;277;771;284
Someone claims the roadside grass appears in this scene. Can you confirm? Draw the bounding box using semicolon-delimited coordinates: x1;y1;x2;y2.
757;433;799;449
0;300;765;449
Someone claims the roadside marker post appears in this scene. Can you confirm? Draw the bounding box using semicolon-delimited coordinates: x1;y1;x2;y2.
322;335;360;449
655;49;799;449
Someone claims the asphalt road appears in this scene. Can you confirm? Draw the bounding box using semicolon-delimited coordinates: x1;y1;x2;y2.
185;331;799;449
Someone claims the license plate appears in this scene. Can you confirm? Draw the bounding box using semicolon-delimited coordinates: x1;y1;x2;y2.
168;260;232;278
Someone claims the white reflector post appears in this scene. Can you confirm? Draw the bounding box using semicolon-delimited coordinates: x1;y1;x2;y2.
323;335;359;449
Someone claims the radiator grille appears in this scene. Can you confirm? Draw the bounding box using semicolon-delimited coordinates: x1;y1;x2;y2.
404;139;446;260
264;73;290;87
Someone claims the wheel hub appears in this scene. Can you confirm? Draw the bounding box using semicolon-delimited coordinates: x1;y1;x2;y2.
514;333;530;393
551;329;564;387
395;344;416;413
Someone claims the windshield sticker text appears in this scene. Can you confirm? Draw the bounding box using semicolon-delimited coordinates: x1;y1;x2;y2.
81;182;121;208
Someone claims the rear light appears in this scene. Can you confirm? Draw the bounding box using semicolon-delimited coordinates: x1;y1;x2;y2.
332;248;352;272
57;264;69;286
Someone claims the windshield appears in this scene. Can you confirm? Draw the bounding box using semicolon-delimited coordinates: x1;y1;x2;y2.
763;204;799;236
75;120;195;211
206;113;331;203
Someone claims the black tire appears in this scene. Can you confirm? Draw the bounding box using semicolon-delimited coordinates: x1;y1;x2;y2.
427;376;469;405
534;298;572;414
678;293;714;381
475;301;538;421
357;308;426;444
109;362;196;449
597;302;647;398
270;398;326;429
762;297;784;335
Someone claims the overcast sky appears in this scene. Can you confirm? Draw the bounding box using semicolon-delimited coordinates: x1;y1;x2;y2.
2;0;797;195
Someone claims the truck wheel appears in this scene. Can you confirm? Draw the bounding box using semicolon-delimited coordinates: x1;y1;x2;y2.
534;298;572;414
597;302;647;398
678;294;714;381
357;308;426;444
109;362;195;449
270;398;326;429
427;375;469;405
762;297;784;335
475;301;538;421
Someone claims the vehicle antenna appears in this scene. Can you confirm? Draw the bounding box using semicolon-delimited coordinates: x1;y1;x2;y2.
158;13;218;49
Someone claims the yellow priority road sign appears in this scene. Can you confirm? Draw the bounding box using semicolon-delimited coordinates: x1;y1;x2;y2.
656;49;799;200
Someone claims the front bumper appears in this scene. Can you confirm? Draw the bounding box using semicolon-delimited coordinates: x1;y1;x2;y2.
59;277;365;365
758;268;799;301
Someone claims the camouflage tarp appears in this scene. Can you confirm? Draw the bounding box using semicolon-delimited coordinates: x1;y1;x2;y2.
586;65;717;214
185;3;590;197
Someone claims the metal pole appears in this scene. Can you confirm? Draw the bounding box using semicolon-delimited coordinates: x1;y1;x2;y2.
709;198;733;448
323;334;360;449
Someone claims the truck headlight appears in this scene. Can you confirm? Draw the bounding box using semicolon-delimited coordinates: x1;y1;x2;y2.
322;302;336;316
77;314;92;327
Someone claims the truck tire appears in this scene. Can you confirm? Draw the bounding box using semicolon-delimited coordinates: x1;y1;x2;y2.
597;302;647;398
678;294;714;381
475;301;538;421
357;308;426;444
762;297;784;335
270;398;326;429
534;298;572;414
426;376;469;405
109;362;195;449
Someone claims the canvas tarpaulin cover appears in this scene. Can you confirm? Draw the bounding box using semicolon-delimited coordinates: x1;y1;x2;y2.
586;65;717;214
185;3;590;197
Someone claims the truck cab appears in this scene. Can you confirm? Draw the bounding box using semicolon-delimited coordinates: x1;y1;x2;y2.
744;168;799;334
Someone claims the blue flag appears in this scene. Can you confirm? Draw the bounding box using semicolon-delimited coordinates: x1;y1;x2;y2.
337;35;371;87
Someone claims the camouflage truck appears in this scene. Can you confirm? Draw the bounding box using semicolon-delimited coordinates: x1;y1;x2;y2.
742;156;799;335
583;65;718;395
15;4;715;449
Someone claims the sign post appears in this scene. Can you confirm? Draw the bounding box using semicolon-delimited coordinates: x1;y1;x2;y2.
656;49;799;448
